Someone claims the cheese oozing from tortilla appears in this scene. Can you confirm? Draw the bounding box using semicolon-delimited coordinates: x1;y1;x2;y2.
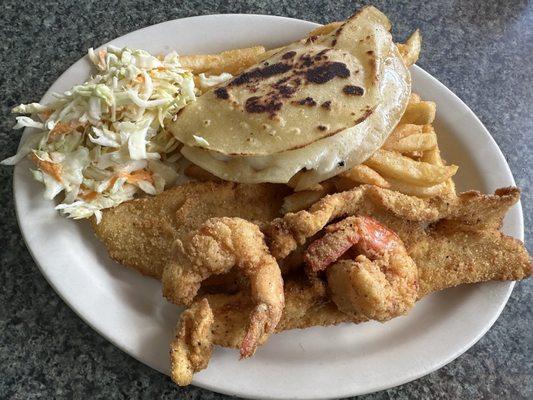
170;6;411;189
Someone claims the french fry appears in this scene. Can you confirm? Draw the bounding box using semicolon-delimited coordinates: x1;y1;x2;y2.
421;146;444;165
383;132;437;153
184;164;221;182
383;124;423;149
364;149;458;186
281;184;334;213
332;164;390;191
179;46;266;75
397;30;421;67
400;101;436;125
386;176;447;198
308;22;343;37
408;92;421;104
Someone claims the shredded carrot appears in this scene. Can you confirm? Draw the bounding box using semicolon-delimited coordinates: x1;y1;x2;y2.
122;169;154;184
38;109;53;121
98;50;107;69
105;175;119;191
78;184;98;201
48;121;85;141
134;74;145;83
30;153;63;183
156;66;166;71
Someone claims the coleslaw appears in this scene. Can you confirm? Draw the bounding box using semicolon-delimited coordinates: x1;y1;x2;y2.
2;46;197;222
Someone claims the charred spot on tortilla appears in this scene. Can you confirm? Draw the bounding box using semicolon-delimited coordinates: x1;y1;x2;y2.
314;49;330;59
305;35;318;44
305;62;350;84
343;85;365;96
230;62;292;87
245;96;283;117
171;6;411;186
277;85;298;97
292;97;317;107
214;87;229;100
282;51;296;60
317;125;328;131
354;108;374;124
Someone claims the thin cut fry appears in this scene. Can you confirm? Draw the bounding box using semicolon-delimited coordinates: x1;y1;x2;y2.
308;22;343;37
383;132;437;153
386;177;447;198
179;46;266;75
365;149;458;186
400;101;436;125
397;30;421;67
333;164;390;191
282;185;334;213
383;124;423;148
408;93;421;104
421;146;444;165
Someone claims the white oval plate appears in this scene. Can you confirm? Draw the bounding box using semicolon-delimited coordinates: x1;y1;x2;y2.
13;14;523;400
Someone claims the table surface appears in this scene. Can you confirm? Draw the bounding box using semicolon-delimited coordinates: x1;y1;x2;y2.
0;1;531;399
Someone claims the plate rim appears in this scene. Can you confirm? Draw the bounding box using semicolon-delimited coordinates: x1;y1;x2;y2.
12;13;522;399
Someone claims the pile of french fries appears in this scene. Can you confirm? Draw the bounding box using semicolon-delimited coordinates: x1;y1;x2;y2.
177;22;458;214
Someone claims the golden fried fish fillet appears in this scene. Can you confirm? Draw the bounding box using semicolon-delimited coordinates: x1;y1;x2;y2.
170;185;531;385
92;182;290;279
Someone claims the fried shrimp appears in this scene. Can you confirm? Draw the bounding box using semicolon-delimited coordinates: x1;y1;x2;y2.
170;298;214;386
304;216;418;321
162;217;284;358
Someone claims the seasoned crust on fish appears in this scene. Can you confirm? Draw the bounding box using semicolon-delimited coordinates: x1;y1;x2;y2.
92;182;290;278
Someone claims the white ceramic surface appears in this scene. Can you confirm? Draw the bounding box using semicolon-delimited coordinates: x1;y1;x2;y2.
13;14;522;400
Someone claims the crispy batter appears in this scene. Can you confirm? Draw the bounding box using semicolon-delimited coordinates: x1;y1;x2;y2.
192;222;531;350
265;185;522;259
162;217;285;358
92;182;290;279
305;216;418;321
170;298;214;386
202;276;350;349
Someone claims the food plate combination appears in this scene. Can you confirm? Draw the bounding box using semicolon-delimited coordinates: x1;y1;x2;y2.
5;6;531;399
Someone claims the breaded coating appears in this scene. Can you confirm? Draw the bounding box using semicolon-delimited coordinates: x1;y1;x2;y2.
170;298;214;386
265;185;523;259
162;217;284;358
92;182;290;278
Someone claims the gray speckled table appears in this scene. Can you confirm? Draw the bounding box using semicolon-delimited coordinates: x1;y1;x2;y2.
1;1;531;399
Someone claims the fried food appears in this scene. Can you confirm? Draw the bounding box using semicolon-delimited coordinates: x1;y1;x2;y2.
162;217;285;358
92;181;290;279
169;185;530;385
318;92;456;199
396;30;422;67
179;46;267;75
281;182;335;214
265;185;526;260
364;149;458;187
170;298;213;386
305;216;418;321
400;101;437;125
176;186;531;349
187;220;532;348
171;6;411;189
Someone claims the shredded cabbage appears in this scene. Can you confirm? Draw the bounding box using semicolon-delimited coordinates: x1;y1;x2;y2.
2;46;196;221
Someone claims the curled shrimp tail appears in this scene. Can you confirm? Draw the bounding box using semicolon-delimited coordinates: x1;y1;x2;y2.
163;217;285;359
304;215;419;321
240;303;271;358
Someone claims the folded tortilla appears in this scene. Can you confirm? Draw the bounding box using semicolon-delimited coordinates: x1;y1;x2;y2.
170;6;411;189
